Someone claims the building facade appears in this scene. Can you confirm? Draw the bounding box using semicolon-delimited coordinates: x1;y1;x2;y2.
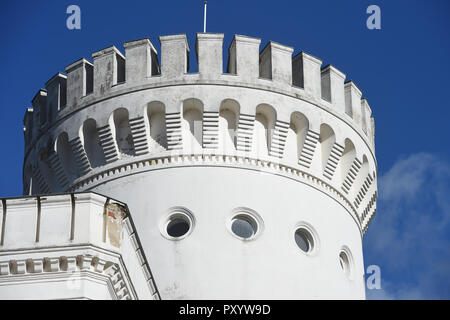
1;33;377;299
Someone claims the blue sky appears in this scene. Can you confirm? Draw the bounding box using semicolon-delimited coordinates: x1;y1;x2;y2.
0;0;449;299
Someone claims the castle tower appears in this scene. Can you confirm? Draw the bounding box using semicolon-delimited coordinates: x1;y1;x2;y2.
20;33;377;299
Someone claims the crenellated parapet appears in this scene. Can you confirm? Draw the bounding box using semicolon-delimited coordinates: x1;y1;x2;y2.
24;33;375;141
22;33;377;234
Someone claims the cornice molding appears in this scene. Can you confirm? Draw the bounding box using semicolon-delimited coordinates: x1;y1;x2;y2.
0;254;134;300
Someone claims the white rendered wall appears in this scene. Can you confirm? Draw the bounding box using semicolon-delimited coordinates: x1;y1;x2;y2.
90;166;365;299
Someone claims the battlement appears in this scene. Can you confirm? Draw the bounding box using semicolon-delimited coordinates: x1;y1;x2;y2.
24;33;374;145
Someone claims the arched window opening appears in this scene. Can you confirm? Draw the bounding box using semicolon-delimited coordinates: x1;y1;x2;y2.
38;139;58;190
56;132;78;180
112;108;135;156
82;119;106;168
147;101;167;151
353;155;369;196
219;99;239;152
182;98;203;153
319;123;336;171
253;104;276;157
284;112;309;164
340;139;356;184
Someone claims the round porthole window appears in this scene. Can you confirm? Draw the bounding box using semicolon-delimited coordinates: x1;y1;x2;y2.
227;208;264;241
167;216;190;237
293;223;319;256
294;228;314;253
339;247;353;278
160;208;195;240
231;215;257;239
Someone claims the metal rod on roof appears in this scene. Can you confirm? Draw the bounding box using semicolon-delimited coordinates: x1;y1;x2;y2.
203;1;207;33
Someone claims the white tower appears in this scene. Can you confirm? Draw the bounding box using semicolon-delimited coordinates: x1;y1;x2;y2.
21;33;377;299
